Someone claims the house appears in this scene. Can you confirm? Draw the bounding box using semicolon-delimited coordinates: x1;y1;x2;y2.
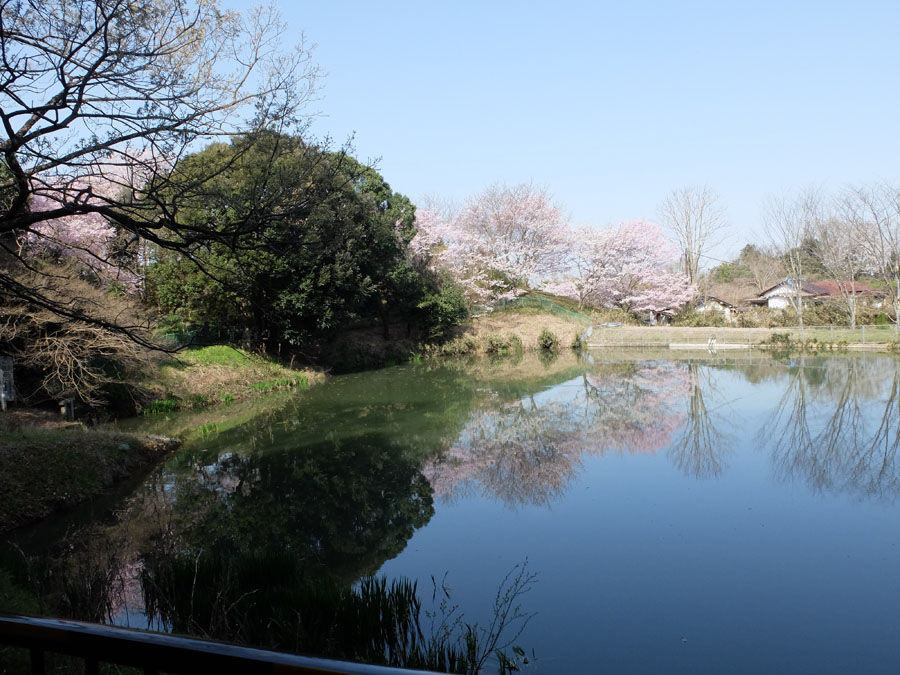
694;296;737;322
753;279;885;309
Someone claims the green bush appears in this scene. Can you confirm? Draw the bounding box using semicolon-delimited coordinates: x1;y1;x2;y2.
537;328;559;351
417;281;469;340
764;332;794;347
672;308;730;328
185;393;209;408
144;398;178;415
506;333;523;353
433;335;478;356
803;301;849;326
483;334;510;354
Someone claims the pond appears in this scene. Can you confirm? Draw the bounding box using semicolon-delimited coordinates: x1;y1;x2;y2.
5;349;900;673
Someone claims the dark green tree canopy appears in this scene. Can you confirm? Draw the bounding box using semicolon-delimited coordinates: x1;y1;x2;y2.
149;133;454;347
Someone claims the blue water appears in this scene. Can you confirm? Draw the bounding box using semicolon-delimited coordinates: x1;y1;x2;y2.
9;351;900;673
377;356;900;673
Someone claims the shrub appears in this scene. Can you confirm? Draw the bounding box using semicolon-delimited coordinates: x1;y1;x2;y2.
417;281;469;340
537;328;559;351
185;393;209;408
672;308;730;328
764;332;793;347
434;335;478;356
483;334;511;354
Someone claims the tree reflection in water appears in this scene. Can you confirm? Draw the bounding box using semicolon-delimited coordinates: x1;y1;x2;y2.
424;361;694;506
765;357;900;499
146;434;436;581
668;363;733;479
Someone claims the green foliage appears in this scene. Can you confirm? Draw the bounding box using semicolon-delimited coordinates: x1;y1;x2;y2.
249;377;296;393
483;334;512;354
197;423;219;436
222;392;235;404
180;346;251;368
764;332;794;347
431;335;478;357
323;339;415;374
672;308;730;328
589;307;638;325
802;301;850;326
0;568;39;614
708;260;747;283
144;398;178;415
147;132;459;350
537;328;559;351
417;281;470;340
506;333;523;354
185;393;209;407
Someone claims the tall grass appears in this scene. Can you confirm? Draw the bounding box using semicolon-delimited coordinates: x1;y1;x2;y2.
140;549;535;673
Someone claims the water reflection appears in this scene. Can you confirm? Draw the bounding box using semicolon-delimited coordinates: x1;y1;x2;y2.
424;360;695;506
148;435;435;580
8;352;900;637
668;363;733;480
765;357;900;500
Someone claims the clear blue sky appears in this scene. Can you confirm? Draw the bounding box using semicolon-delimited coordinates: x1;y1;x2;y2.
227;0;900;261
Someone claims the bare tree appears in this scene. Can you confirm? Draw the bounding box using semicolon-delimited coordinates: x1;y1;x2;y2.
659;185;727;285
815;212;870;328
0;263;160;405
841;184;900;325
763;188;824;329
742;244;786;295
0;0;319;335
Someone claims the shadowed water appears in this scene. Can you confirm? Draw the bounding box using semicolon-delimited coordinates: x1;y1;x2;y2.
5;350;900;673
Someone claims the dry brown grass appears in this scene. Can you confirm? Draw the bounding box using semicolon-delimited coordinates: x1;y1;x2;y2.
469;307;588;351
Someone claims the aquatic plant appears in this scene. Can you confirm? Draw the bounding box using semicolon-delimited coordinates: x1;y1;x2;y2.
143;397;177;415
140;549;536;674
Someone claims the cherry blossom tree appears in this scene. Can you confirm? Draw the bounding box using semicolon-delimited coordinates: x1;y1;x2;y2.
0;0;319;332
411;184;569;306
547;220;693;315
25;160;154;291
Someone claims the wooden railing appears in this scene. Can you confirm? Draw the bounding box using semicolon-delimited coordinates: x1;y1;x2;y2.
0;613;442;675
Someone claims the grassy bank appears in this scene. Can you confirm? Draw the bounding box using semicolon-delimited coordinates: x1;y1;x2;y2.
144;345;323;412
0;426;179;532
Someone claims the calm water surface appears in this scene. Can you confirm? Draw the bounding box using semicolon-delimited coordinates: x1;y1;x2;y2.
8;350;900;673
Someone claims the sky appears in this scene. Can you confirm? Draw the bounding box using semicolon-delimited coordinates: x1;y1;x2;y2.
224;0;900;263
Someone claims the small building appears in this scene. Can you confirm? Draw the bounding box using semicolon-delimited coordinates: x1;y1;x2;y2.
753;279;885;310
694;296;737;322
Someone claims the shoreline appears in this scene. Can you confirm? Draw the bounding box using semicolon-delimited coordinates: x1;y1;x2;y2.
0;428;180;533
